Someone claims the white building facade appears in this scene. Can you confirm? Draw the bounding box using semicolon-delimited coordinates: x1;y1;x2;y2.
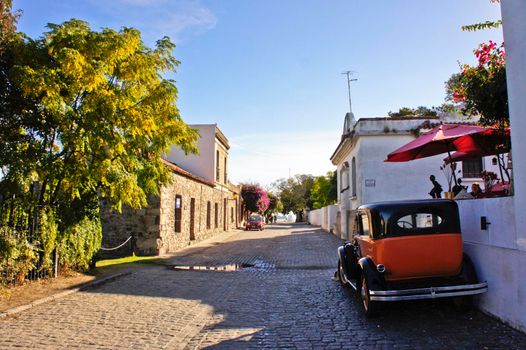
452;0;526;332
316;113;508;240
330;115;447;239
102;124;241;256
309;3;526;330
166;124;231;187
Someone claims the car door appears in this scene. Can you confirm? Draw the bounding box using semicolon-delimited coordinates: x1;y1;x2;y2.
355;211;375;259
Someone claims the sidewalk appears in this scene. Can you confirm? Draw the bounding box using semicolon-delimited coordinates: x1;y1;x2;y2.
161;228;243;260
0;227;244;314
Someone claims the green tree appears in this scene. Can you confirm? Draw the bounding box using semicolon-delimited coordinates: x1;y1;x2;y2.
0;0;20;47
5;19;198;212
274;175;314;221
446;41;508;127
264;192;282;214
0;18;198;275
310;171;337;209
388;106;437;118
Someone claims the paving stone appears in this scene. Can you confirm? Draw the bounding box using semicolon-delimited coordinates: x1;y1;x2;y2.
1;224;526;349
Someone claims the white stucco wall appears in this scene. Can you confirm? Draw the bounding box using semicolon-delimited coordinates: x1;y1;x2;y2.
165;124;216;183
215;141;229;185
327;205;338;233
446;2;526;331
457;197;525;332
308;205;339;234
502;0;526;250
348;135;447;208
307;209;322;226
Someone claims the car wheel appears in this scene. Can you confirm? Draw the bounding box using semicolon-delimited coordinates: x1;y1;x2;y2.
338;260;350;287
453;254;478;311
360;275;379;317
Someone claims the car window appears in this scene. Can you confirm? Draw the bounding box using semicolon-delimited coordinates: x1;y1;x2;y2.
360;215;370;237
396;213;443;229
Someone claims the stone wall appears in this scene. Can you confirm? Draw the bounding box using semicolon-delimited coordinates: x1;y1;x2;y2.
158;173;238;254
101;195;161;257
102;172;239;256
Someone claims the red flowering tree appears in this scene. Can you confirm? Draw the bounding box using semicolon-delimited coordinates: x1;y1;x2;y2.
447;40;508;127
241;184;269;216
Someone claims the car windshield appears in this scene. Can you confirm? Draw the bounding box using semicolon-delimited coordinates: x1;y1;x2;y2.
396;213;443;229
249;216;261;222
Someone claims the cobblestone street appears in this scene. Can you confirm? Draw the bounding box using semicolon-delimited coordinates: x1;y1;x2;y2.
2;224;526;349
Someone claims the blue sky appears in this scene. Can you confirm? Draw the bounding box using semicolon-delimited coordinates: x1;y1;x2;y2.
13;0;502;187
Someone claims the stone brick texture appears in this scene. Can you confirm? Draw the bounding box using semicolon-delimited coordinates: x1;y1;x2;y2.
2;224;526;349
102;171;239;256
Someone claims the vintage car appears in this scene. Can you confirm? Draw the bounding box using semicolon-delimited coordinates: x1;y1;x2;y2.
337;199;487;317
246;215;265;231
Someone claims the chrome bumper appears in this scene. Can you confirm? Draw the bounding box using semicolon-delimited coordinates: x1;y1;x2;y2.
369;282;488;301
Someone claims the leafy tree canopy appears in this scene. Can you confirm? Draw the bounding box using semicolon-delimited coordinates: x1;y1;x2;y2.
462;20;502;32
388;106;437;118
264;192;282;214
2;19;198;212
310;171;337;209
0;0;20;47
446;41;508;127
461;1;501;32
273;175;314;217
241;184;269;214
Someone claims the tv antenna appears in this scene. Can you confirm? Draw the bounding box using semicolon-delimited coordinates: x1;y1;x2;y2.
342;70;357;115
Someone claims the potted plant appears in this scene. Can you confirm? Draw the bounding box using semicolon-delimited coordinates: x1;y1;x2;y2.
440;162;459;199
481;170;498;193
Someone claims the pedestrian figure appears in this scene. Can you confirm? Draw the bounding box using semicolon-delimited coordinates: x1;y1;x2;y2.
470;183;483;198
452;178;466;196
428;175;443;198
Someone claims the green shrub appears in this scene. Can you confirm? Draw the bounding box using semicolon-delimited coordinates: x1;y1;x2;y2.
39;207;58;274
58;216;102;272
0;227;39;285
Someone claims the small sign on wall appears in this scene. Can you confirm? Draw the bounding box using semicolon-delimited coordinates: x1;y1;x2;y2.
365;179;376;187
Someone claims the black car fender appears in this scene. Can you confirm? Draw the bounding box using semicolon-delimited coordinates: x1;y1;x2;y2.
358;257;385;291
338;242;359;280
337;246;349;279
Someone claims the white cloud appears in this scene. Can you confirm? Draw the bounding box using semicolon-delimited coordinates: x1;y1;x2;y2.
152;4;217;39
228;130;340;187
90;0;217;43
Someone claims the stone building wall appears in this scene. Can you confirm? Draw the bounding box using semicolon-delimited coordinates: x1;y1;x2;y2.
101;195;161;257
102;171;239;256
158;172;238;254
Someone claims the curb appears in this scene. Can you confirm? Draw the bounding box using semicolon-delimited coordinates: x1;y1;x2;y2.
0;272;132;319
162;229;243;260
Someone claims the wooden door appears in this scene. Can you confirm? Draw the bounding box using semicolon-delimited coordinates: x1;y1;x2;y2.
189;198;195;240
223;198;227;231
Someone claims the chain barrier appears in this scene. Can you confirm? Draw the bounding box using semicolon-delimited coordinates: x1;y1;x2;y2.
100;236;132;251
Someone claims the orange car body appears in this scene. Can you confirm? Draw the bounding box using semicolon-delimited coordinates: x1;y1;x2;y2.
357;233;463;281
337;199;487;316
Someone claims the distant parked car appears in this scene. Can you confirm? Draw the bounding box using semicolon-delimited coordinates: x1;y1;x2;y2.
246;215;264;231
337;199;487;317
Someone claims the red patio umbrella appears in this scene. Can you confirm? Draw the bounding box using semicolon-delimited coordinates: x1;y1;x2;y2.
443;148;509;164
385;124;487;162
443;127;511;185
385;124;488;185
451;127;510;156
443;151;484;164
